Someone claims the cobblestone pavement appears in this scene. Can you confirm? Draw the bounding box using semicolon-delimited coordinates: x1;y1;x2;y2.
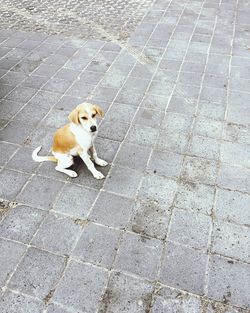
0;0;250;312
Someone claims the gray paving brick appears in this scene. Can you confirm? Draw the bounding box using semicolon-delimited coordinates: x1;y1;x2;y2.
181;156;218;185
160;242;207;294
0;71;27;86
14;103;49;127
156;130;189;154
32;212;82;255
53;183;98;218
223;123;250;146
89;191;134;229
134;108;163;128
115;142;151;170
215;189;250;226
188;135;220;160
0;238;26;287
217;164;250;193
175;181;215;215
105;102;137;124
34;64;61;77
178;71;203;87
0;84;16;98
200;86;227;105
221;142;250;168
27;126;57;152
54;95;80;112
0;142;17;166
6;86;37;103
161;112;193;133
148;150;183;178
0;205;45;243
9;247;65;299
94;137;120;164
29;90;62;109
99;271;154;313
212;221;250;263
115;90;144;107
99;120;130;142
6;147;38;173
16;176;64;210
194;116;223;139
73;223;120;268
167;96;197;116
148;80;174;98
66;81;94;98
141;93;169;111
197;100;226;121
21;75;49;89
46;303;69;313
125;124;159;147
53;260;108;313
42;109;68;128
0;291;45;313
115;232;163;280
207;255;250;308
169;208;211;250
42;78;72;94
138;174;177;207
0;57;19;71
129;199;171;239
0;169;29;200
104;165;142;198
151;287;202;313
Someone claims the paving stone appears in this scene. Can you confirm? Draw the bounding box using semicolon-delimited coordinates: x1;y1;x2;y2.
200;86;227;105
29;90;62;109
161;112;193;133
141;93;169;111
6;86;37;103
105;102;137;124
115;90;144;107
94;136;120;164
0;142;17;166
221;142;250;168
32;212;82;255
6;147;39;173
53;260;108;313
0;71;27;86
167;96;197;115
134;108;163;128
104;165;142;198
223;123;250;146
0;205;45;243
212;221;250;263
175;181;215;215
169;208;211;250
0;99;24;119
197;100;226;121
217;164;250;193
156;130;189;154
17;176;64;210
125;124;159;147
115;232;163;280
129;199;171;239
138;174;177;207
188;135;220;160
14;103;49;127
207;255;250;308
147;150;183;178
0;291;45;313
160;242;207;294
73;223;120;268
181;156;218;185
99;272;154;313
0;238;26;287
27;126;57;152
193;116;223;139
115;142;151;170
0;84;16;99
9;247;65;299
0;169;29;200
21;75;49;89
42;78;72;94
215;189;250;226
53;183;98;218
99;120;130;142
151;287;202;313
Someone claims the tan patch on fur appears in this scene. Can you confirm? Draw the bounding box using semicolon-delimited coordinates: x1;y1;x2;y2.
52;124;77;153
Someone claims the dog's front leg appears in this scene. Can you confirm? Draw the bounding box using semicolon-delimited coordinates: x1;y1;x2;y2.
80;151;105;179
90;146;108;167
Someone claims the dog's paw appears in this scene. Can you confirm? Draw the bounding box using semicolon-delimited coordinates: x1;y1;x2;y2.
95;158;108;167
93;171;105;180
68;170;78;178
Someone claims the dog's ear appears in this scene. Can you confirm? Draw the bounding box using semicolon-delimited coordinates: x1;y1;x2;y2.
68;107;80;124
94;105;104;118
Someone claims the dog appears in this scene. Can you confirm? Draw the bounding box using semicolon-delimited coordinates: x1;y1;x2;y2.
32;102;108;179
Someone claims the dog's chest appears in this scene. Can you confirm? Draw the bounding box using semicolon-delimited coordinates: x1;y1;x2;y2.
70;123;95;150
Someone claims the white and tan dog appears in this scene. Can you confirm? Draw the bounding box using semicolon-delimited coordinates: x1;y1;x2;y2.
32;103;107;179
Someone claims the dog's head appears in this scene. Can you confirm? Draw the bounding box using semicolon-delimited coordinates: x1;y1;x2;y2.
68;103;104;133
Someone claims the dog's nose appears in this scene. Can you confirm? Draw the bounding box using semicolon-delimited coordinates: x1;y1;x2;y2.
90;125;97;132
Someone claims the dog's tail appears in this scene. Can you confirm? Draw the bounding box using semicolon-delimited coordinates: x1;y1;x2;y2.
32;146;57;163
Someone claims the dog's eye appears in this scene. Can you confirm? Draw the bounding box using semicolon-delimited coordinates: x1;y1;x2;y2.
92;113;96;118
81;116;88;120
